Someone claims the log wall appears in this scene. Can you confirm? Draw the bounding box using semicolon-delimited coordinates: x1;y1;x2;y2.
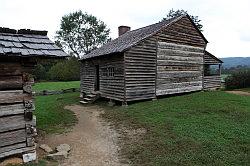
203;76;221;90
80;54;125;101
80;61;95;94
0;59;36;159
124;37;157;101
155;16;206;96
156;42;204;95
203;53;222;89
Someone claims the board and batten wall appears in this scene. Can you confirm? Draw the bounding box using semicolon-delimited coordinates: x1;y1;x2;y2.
155;16;207;96
124;37;157;101
80;54;125;101
0;58;36;159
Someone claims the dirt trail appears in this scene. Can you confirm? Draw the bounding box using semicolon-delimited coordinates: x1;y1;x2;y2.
226;90;250;96
40;105;126;166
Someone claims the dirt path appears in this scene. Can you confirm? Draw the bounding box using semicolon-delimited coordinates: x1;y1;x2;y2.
40;105;126;166
226;90;250;96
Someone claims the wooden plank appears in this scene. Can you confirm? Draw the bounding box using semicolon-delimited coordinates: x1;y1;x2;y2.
0;104;24;117
0;62;22;76
156;86;202;96
0;142;26;154
0;115;36;133
0;90;32;104
0;146;35;159
0;76;23;90
0;129;26;147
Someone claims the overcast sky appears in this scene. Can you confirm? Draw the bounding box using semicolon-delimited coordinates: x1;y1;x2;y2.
1;0;249;58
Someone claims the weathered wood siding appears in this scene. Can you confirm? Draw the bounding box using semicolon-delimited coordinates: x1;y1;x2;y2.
80;54;125;101
155;16;206;96
80;61;95;94
204;53;220;64
157;16;207;47
0;59;36;159
124;37;157;101
99;55;124;101
156;42;204;95
203;76;221;90
203;53;222;89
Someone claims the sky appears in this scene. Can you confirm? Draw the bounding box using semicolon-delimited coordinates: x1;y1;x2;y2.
0;0;249;58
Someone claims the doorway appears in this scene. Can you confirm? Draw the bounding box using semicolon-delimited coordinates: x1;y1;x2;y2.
95;65;100;91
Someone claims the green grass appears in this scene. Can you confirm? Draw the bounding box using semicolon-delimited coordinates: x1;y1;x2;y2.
33;81;80;92
102;91;250;165
35;92;79;133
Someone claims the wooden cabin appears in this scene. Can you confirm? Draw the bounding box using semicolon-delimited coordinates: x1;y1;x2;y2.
0;28;67;159
80;15;222;105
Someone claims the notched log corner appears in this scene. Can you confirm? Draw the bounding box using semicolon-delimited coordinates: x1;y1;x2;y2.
23;84;32;94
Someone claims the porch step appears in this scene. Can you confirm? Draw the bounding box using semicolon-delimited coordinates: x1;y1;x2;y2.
80;101;88;104
83;98;92;101
80;92;101;105
86;94;96;98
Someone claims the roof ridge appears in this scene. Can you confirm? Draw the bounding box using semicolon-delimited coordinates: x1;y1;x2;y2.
0;27;48;36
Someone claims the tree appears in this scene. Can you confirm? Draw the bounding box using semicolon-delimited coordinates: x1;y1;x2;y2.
163;9;203;31
56;10;111;57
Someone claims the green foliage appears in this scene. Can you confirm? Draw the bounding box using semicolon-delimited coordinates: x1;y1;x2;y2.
35;92;79;133
225;69;250;89
56;10;111;57
47;57;80;81
32;64;47;80
164;9;203;31
222;65;250;74
33;81;80;92
102;91;250;165
32;58;80;82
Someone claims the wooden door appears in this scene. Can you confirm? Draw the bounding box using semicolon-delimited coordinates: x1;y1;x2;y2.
95;65;100;91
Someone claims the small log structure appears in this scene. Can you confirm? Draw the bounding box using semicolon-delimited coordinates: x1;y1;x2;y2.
80;14;223;104
0;28;67;159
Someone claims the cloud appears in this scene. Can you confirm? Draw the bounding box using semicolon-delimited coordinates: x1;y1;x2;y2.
0;0;249;57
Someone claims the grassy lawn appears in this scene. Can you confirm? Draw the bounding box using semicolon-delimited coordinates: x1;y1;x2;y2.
33;81;80;92
35;92;79;133
102;91;250;165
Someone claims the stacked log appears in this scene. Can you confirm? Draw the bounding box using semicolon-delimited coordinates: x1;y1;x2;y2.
0;61;37;159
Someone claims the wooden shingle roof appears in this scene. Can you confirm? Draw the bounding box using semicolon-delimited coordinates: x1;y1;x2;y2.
205;51;223;63
82;15;208;60
0;27;68;58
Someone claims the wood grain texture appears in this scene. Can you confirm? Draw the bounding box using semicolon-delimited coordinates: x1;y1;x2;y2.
0;62;22;76
124;37;157;101
0;146;35;159
0;129;26;147
0;58;36;159
203;76;221;89
0;104;24;117
156;42;204;95
156;16;207;47
0;76;23;90
0;90;32;104
81;54;125;101
0;115;36;133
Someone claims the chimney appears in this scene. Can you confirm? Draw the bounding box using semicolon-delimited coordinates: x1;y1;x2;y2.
118;26;131;36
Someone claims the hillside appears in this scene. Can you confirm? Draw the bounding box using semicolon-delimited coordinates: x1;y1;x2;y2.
221;57;250;68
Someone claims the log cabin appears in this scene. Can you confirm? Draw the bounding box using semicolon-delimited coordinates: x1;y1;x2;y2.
0;27;67;159
80;15;222;105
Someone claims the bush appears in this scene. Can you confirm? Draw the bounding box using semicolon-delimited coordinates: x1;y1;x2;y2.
33;64;47;80
47;57;80;81
225;69;250;89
